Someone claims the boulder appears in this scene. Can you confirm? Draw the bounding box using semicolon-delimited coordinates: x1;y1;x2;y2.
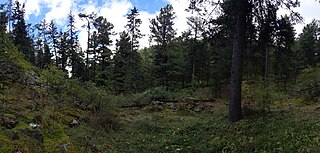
69;119;80;127
1;117;18;129
28;122;40;129
59;143;68;152
150;101;164;111
21;129;43;143
0;61;20;81
25;70;40;85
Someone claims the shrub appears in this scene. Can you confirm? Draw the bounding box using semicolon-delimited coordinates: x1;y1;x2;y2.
144;86;173;101
295;66;320;100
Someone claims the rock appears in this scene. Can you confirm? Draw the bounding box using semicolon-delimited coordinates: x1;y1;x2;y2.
130;110;142;115
69;119;80;127
313;107;320;112
21;129;43;143
28;122;40;129
186;97;196;101
1;117;19;129
0;61;20;81
150;101;164;111
60;143;68;151
25;70;40;85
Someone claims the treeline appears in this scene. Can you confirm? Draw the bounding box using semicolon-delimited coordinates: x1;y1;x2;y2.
0;0;319;95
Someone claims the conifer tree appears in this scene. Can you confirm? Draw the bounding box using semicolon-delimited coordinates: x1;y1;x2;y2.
298;20;320;67
274;16;295;90
67;11;83;78
12;1;34;64
114;31;131;93
150;4;176;89
48;20;59;67
93;16;114;86
125;7;143;92
57;31;69;71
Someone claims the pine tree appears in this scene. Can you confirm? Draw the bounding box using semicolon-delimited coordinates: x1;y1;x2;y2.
298;20;319;67
34;19;52;68
48;20;59;67
114;31;131;93
67;11;83;78
125;7;143;92
93;16;114;86
57;31;69;71
189;0;301;122
79;12;96;81
0;3;7;32
150;4;176;89
12;1;34;64
273;16;295;90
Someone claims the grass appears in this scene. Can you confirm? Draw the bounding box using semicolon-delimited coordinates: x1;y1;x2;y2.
64;99;320;152
1;52;320;152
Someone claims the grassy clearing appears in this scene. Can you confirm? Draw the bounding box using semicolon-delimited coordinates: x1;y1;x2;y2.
66;99;320;152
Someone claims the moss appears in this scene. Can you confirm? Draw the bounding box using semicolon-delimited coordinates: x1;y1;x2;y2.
43;126;70;152
1;113;16;119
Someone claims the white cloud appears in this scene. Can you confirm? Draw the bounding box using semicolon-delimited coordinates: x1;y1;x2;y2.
44;0;74;25
166;0;192;36
18;0;320;50
293;0;320;35
139;11;157;48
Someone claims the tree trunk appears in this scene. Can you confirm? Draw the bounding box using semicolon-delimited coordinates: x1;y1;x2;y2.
229;0;247;123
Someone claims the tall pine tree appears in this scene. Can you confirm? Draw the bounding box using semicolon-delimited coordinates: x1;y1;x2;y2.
150;4;176;89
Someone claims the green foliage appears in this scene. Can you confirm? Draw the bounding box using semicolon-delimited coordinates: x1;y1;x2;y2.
78;107;320;152
39;65;66;90
242;79;269;111
295;66;320;100
144;86;173;101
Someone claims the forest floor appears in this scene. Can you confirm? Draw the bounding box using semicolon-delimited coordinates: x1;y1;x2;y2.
67;98;320;152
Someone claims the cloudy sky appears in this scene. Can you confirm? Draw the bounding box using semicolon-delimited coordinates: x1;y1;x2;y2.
1;0;320;50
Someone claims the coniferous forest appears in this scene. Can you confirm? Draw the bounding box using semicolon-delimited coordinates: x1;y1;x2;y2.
1;0;320;152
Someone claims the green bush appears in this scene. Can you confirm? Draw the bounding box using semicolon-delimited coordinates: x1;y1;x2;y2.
144;86;173;101
241;79;278;113
295;66;320;100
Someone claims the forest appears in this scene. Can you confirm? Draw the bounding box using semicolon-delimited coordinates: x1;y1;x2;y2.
1;0;320;152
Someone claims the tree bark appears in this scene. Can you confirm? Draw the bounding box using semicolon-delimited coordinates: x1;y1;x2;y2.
229;0;247;122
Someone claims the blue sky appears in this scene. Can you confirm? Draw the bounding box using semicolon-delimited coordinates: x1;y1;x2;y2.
1;0;320;49
0;0;183;49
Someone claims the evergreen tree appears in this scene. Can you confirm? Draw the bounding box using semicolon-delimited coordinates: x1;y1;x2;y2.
12;1;34;64
114;31;131;93
48;20;59;67
35;19;52;68
0;3;7;32
150;4;176;88
298;20;320;67
274;15;295;90
67;11;83;78
186;15;204;83
126;7;143;52
189;0;301;122
57;31;69;71
125;7;143;92
93;16;114;86
79;12;96;81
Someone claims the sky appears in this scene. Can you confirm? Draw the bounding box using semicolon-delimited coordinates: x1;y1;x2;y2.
1;0;320;50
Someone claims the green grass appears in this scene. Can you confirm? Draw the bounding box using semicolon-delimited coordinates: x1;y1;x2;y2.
1;51;320;152
64;101;320;152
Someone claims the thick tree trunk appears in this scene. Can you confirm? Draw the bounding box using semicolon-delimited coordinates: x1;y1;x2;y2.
229;0;247;122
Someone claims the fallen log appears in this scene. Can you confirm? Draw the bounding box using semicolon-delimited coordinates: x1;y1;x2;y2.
119;98;215;109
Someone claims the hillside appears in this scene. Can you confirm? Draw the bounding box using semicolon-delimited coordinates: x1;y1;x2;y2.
1;49;320;152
